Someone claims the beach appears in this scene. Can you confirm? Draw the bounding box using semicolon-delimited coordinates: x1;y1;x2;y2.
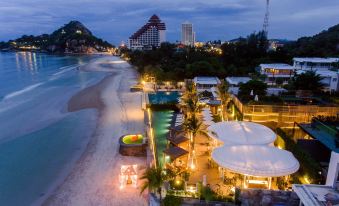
44;56;148;206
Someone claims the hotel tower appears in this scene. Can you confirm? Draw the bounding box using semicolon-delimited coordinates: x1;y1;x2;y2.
128;15;166;50
181;21;195;46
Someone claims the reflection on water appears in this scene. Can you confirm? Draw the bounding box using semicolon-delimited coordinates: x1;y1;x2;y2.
15;52;39;72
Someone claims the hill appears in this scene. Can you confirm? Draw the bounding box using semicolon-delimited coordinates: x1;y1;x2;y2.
285;24;339;56
0;21;114;53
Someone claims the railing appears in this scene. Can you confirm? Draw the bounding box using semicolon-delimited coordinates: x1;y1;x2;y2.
231;95;339;126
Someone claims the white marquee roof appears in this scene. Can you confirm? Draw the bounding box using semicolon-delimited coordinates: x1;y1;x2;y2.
207;121;276;145
212;145;300;177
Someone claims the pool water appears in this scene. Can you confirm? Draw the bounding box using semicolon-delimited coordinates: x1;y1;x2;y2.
152;110;174;167
148;91;180;105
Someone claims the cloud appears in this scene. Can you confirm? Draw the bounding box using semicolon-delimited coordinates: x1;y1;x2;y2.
0;0;338;44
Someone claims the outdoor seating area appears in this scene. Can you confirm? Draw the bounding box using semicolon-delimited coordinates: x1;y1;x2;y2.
207;121;300;189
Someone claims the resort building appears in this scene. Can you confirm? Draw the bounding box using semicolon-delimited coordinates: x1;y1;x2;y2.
128;14;166;50
226;77;251;95
296;69;339;92
293;57;339;71
181;21;195;46
259;63;295;85
193;76;221;92
285;117;339;205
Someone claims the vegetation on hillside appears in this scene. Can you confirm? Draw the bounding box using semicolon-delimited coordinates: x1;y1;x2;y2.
0;21;113;53
285;23;339;56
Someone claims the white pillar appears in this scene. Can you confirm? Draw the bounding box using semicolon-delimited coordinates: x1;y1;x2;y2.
243;175;247;188
326;151;339;187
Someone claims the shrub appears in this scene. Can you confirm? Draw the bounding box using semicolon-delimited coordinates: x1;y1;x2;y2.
276;128;322;183
163;195;182;206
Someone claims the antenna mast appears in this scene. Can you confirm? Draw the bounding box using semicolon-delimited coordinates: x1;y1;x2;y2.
262;0;270;38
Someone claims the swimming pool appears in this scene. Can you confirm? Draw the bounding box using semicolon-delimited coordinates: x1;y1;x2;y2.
151;110;174;167
148;91;180;105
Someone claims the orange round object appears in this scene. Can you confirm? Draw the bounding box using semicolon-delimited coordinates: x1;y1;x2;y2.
131;135;138;142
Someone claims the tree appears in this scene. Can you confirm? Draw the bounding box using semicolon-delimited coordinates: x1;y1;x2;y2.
183;114;207;170
217;80;230;121
140;166;166;203
238;80;268;97
182;82;199;118
292;70;324;92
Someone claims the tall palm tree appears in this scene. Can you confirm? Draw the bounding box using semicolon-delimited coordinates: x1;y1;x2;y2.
185;97;199;118
217;80;230;121
182;82;197;103
140;166;165;202
183;114;208;170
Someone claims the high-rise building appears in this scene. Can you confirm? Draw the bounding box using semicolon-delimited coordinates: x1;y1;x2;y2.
128;14;166;50
181;21;195;46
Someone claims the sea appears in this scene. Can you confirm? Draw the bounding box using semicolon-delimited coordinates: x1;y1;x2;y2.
0;52;107;205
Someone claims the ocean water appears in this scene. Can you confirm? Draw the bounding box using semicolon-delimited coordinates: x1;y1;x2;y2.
0;52;106;205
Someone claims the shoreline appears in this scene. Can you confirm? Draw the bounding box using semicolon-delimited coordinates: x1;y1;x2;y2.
43;57;147;206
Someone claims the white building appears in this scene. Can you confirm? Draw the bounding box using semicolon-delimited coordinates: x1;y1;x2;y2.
293;151;339;206
296;69;339;92
181;21;195;46
259;63;295;85
293;57;339;71
226;77;251;95
193;76;220;92
128;15;166;50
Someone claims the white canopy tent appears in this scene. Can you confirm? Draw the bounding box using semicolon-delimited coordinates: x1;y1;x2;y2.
203;115;213;121
207;121;276;145
203;119;214;126
212;145;300;177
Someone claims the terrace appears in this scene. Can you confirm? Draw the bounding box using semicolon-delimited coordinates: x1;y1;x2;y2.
231;94;339;127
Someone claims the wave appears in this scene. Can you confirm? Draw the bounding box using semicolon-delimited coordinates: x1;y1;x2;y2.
53;65;79;76
3;83;44;100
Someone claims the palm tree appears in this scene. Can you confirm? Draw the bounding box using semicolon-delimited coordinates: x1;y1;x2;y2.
217;80;230;121
182;82;197;103
185;98;199;118
183;114;208;170
140;166;166;203
293;70;324;93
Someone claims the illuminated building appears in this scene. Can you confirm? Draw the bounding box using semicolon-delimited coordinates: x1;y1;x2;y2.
128;14;166;50
181;21;195;46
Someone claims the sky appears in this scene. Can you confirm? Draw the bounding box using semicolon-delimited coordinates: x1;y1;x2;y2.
1;0;339;45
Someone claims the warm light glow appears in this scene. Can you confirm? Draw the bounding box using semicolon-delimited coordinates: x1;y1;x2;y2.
190;163;196;170
304;176;311;184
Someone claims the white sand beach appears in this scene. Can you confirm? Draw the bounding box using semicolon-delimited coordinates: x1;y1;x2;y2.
44;56;148;206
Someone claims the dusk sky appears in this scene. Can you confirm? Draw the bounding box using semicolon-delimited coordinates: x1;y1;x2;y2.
1;0;339;45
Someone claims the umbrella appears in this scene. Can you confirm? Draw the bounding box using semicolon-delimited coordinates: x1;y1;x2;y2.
254;95;259;102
